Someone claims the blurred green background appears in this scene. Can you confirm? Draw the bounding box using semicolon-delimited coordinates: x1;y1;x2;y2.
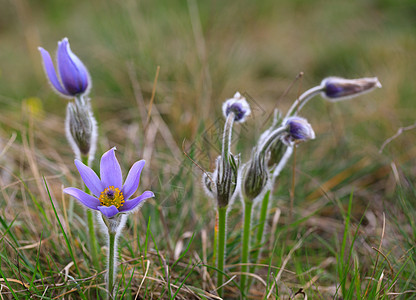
1;0;416;298
1;0;416;155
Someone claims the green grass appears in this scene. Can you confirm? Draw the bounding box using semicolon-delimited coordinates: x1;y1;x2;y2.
0;0;416;299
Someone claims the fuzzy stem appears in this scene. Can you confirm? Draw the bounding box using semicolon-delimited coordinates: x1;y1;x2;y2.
248;190;271;287
212;211;218;267
81;155;100;271
217;206;227;298
285;85;324;119
107;231;116;299
240;200;253;297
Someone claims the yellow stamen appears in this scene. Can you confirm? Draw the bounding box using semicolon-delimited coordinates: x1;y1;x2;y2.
99;186;125;208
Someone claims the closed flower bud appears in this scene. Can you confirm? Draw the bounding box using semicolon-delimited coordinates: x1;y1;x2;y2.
283;116;315;145
242;151;269;202
321;77;381;101
216;153;239;208
39;38;91;97
222;92;251;123
65;98;97;158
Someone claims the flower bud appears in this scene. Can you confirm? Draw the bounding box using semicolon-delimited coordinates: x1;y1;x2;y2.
321;77;381;101
216;153;239;208
282;116;315;145
222;92;251;123
242;151;269;202
39;38;90;97
65;97;97;159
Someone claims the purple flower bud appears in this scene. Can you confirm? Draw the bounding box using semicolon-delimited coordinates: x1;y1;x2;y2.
38;38;90;97
283;116;315;144
222;92;251;122
321;77;381;101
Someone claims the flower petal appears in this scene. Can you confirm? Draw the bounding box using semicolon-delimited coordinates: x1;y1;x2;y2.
119;191;154;213
57;38;89;95
122;160;145;199
74;159;104;196
38;47;69;96
64;187;100;210
98;205;119;218
100;148;123;189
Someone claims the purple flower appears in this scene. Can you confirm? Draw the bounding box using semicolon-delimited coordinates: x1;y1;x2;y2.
222;92;251;122
321;77;381;101
64;148;154;218
38;38;90;97
283;116;315;144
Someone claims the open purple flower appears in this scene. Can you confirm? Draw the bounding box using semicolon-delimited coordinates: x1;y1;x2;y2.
38;38;90;97
64;148;154;218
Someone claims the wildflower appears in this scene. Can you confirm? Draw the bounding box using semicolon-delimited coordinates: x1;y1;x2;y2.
64;148;154;218
283;116;315;144
38;38;90;97
321;77;382;101
222;92;251;122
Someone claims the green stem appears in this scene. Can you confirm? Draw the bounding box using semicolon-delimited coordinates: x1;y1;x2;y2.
82;155;100;270
87;210;99;268
240;200;253;297
212;211;218;267
217;206;227;298
107;231;116;299
247;190;271;289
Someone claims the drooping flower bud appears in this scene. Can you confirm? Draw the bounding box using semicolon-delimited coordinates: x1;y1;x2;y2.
283;116;315;145
39;38;91;97
222;92;251;123
65;97;97;161
321;77;381;101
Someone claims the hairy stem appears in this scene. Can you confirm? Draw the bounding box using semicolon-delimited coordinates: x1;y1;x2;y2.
285;85;323;119
107;231;116;299
248;190;271;289
241;200;253;297
217;206;227;297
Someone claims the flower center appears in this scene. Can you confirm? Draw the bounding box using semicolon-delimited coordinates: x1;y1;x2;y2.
99;186;125;208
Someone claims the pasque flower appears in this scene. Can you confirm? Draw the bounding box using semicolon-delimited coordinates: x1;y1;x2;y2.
321;77;381;101
64;148;154;218
283;116;315;144
38;37;90;97
222;92;251;123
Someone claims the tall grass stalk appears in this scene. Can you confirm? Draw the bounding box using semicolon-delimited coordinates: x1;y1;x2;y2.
81;155;100;271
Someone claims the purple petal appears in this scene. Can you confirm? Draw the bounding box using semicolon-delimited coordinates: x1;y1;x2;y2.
119;191;154;213
74;159;104;196
38;47;69;96
100;148;123;189
98;205;119;218
122;160;145;199
57;38;89;95
64;187;100;210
